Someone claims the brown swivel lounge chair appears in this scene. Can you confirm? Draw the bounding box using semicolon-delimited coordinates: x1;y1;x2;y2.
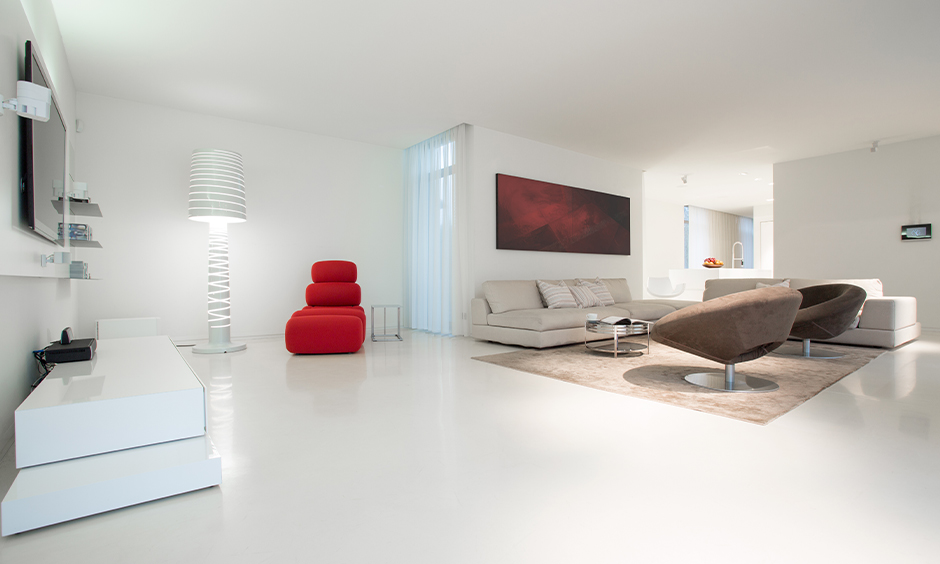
651;286;803;393
776;284;868;359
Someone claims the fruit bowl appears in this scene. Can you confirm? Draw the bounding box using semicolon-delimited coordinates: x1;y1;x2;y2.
702;257;724;268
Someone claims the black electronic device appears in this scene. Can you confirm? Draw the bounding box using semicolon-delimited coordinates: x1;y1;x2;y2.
44;337;96;363
901;224;932;241
61;326;73;344
22;40;67;244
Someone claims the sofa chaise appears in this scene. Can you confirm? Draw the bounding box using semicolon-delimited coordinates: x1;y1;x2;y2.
471;278;697;348
704;278;920;349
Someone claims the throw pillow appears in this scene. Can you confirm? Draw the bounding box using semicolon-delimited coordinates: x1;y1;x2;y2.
569;284;603;308
756;279;791;289
536;280;578;309
600;278;632;303
576;278;615;306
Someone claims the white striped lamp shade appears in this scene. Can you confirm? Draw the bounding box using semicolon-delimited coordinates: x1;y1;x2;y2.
188;149;246;223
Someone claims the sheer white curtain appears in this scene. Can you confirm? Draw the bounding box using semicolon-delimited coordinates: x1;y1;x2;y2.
403;124;471;336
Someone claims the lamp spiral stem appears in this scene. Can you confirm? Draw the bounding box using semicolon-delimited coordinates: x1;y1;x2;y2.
207;223;232;329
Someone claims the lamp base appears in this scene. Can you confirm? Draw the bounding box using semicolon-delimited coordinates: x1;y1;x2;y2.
192;341;247;354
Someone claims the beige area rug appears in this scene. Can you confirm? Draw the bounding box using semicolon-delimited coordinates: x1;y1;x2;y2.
472;337;885;425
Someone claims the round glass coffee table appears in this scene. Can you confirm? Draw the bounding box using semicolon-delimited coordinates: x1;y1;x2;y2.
585;319;654;358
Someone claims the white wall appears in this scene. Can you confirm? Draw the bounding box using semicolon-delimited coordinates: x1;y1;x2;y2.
466;126;644;302
641;196;685;298
0;0;77;278
775;135;940;329
73;93;403;341
752;202;773;273
0;0;78;445
19;0;74;113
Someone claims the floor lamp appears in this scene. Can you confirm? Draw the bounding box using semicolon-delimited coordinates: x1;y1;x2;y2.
188;149;247;354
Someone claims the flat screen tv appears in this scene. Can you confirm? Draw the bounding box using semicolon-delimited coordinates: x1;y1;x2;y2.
22;40;66;244
496;174;631;255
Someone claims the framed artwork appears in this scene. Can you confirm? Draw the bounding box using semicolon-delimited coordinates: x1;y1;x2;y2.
496;174;630;255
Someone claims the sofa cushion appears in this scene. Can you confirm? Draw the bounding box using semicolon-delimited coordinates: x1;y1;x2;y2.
294;305;366;332
487;306;630;332
577;278;615;306
537;280;579;309
639;299;700;309
757;279;791;288
703;279;784;301
306;282;362;307
286;314;364;354
615;301;680;321
602;278;633;303
569;284;603;307
311;260;357;283
858;297;917;330
483;280;544;313
788;278;884;299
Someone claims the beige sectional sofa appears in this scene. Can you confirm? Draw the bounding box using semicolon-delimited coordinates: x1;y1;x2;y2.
704;278;920;348
471;278;697;348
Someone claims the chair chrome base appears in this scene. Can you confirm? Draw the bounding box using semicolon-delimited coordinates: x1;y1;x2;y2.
774;339;843;359
684;364;778;393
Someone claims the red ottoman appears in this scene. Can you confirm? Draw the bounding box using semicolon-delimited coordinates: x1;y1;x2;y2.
285;315;364;354
294;306;366;334
285;260;366;354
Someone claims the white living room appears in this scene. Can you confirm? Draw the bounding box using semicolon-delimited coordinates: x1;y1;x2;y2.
1;1;939;563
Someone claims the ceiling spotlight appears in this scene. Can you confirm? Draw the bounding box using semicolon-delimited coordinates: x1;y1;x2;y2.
871;140;879;153
740;172;748;176
680;175;688;185
766;198;774;202
768;182;774;186
754;177;762;181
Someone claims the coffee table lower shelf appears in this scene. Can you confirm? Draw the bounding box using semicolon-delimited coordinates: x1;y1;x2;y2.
584;320;654;358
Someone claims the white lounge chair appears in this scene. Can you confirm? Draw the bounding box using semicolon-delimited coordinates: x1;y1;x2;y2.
647;277;685;298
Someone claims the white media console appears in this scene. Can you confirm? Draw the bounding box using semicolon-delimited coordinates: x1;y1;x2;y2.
1;336;222;536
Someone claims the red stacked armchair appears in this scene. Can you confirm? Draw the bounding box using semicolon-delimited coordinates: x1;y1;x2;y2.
285;261;366;354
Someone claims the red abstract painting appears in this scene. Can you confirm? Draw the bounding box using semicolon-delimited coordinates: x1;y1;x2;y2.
496;174;630;255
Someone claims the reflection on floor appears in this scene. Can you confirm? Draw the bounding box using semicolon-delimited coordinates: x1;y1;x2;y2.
1;330;939;563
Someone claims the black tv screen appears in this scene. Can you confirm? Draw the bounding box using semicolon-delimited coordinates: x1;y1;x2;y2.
22;40;66;244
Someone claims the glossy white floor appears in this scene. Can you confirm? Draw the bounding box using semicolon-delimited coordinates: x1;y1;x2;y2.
1;330;939;563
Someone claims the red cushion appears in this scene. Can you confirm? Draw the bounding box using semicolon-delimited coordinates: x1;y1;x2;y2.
285;315;364;354
293;306;366;333
311;261;357;283
306;283;361;307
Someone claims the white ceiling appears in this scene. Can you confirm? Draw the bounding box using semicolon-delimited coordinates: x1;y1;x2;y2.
50;0;940;214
